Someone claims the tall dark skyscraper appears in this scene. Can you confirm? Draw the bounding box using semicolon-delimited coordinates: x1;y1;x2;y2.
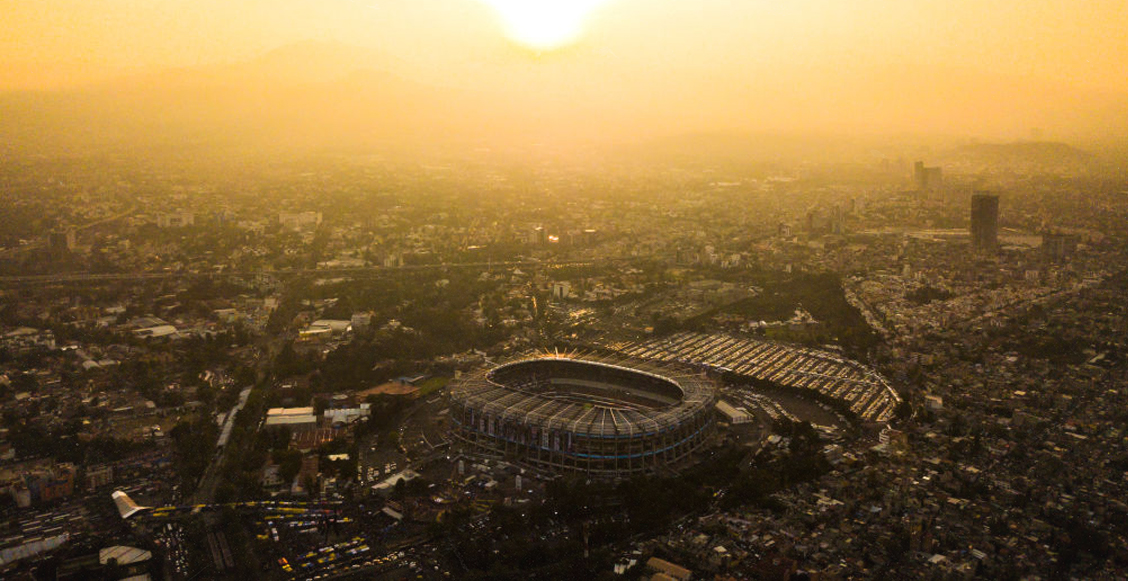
971;193;999;252
47;228;76;260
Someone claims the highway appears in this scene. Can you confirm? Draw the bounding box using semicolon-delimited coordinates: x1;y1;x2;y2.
0;258;629;287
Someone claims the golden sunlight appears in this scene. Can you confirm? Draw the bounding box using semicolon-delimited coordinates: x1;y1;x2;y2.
477;0;608;50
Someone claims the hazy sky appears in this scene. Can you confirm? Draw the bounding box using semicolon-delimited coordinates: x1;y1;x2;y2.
3;1;1127;147
4;0;1125;91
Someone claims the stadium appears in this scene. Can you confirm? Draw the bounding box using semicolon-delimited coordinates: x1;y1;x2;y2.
449;352;716;478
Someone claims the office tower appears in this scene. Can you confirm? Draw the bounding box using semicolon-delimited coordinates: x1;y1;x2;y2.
971;193;999;252
914;161;943;193
1041;232;1077;263
48;228;76;259
528;226;547;245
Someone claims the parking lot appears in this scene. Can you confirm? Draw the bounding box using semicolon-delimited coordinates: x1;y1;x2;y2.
616;331;900;422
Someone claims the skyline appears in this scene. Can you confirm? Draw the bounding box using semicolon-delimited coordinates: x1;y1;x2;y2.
4;2;1128;578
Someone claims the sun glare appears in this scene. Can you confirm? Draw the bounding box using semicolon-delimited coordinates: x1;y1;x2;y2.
477;0;608;50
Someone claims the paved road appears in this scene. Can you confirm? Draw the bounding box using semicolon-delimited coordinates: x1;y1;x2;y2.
0;258;629;287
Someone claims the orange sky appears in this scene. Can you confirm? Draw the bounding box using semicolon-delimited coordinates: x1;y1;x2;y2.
2;0;1126;146
3;0;1125;91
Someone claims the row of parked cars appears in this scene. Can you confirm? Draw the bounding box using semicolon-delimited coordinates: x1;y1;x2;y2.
620;332;900;422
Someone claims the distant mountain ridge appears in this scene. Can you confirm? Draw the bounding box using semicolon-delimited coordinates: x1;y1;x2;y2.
2;40;1127;160
935;141;1105;174
0;42;478;154
949;141;1092;162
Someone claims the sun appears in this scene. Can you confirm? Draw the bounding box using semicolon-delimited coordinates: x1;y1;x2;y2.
477;0;608;51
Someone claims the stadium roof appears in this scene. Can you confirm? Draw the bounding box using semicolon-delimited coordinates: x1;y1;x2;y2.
451;351;715;437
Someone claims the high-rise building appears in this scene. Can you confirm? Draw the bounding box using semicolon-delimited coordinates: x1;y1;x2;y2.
48;228;76;259
529;225;547;245
914;161;943;193
1041;232;1078;263
970;193;999;252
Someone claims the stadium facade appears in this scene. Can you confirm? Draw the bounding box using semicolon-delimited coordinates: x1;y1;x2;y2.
449;353;716;478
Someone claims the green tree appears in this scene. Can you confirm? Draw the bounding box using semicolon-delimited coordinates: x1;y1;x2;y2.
273;449;303;485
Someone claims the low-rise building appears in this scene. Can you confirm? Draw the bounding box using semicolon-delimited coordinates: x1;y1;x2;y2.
715;400;752;424
264;407;318;431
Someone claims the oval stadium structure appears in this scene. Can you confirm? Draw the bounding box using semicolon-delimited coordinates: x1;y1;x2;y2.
449;353;716;478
